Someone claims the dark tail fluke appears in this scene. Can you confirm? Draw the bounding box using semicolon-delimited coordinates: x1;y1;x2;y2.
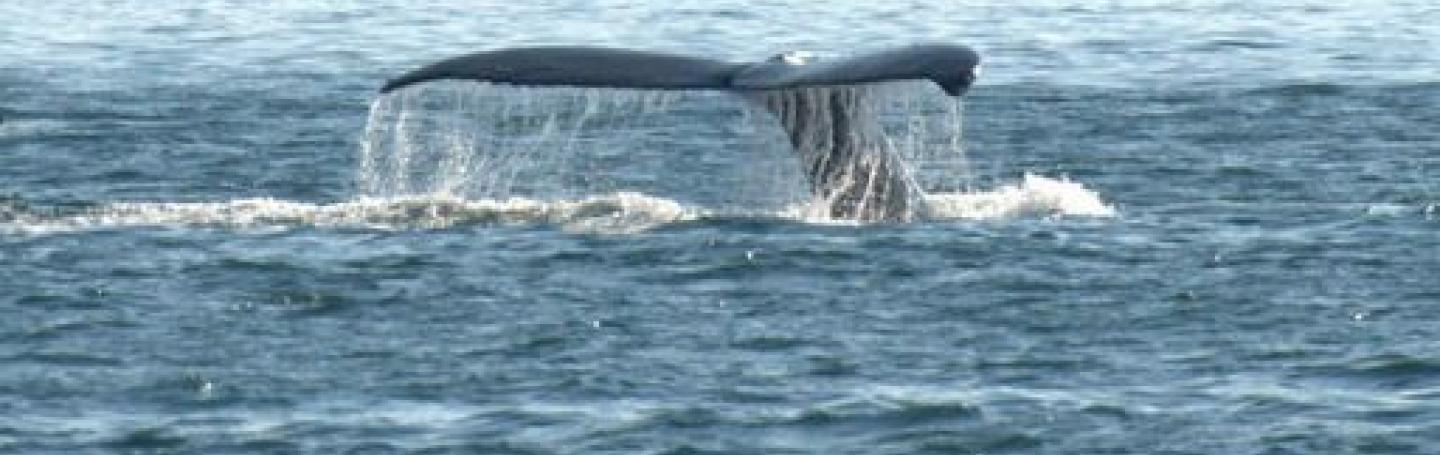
381;44;979;97
379;44;980;220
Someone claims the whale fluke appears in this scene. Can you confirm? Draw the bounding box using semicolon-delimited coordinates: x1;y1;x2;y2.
380;44;981;221
381;44;978;96
380;47;742;93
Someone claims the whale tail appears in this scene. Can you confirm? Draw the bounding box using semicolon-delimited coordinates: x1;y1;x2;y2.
379;44;980;220
752;86;921;220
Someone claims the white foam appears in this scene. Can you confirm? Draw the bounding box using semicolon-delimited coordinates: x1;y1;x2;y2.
1;192;692;235
921;174;1117;220
1;176;1115;235
1364;203;1438;219
0;119;73;137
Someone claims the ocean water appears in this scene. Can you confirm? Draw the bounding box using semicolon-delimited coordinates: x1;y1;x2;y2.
2;0;1438;453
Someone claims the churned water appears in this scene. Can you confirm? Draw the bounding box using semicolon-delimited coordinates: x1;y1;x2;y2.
2;1;1437;453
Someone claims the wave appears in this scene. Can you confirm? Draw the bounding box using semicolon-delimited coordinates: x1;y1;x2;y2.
923;174;1115;220
1;175;1114;235
1;192;692;235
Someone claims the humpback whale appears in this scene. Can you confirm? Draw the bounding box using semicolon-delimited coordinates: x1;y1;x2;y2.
381;44;980;221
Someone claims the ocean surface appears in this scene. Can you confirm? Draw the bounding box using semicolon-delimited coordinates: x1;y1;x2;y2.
3;1;1438;453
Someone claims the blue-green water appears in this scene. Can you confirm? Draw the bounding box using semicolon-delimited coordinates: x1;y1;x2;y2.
2;1;1438;453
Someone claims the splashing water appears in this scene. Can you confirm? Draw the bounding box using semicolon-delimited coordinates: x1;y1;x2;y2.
0;176;1114;235
357;82;810;210
0;193;692;235
923;174;1116;219
2;81;1115;235
357;81;981;218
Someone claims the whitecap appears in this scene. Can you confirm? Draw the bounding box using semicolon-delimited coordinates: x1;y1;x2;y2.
921;174;1116;220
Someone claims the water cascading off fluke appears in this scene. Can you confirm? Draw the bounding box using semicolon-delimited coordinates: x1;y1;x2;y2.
356;80;969;220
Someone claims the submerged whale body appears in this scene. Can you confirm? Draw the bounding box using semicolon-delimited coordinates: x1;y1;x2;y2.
381;44;980;221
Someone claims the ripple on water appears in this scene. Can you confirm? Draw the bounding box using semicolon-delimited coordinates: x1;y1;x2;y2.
1343;353;1440;387
3;1;1439;453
